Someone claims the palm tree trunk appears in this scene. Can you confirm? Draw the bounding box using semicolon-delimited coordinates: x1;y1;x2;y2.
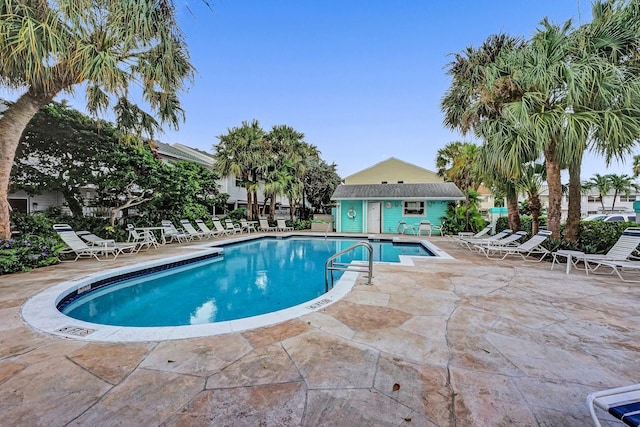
529;196;541;235
0;91;56;238
544;145;563;239
269;195;276;221
245;186;253;220
565;162;582;242
505;183;521;232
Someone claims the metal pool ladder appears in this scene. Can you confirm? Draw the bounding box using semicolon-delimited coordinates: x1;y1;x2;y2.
325;241;373;291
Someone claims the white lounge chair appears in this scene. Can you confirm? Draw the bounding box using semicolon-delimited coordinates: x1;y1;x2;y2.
76;230;137;254
475;230;552;261
54;224;120;261
259;219;277;232
126;224;160;251
450;226;492;242
240;218;257;233
416;220;442;236
473;230;527;249
180;219;209;239
551;227;640;276
212;219;232;236
276;219;293;232
161;220;191;243
194;219;218;238
224;219;242;234
584;260;640;283
458;229;513;250
587;383;640;426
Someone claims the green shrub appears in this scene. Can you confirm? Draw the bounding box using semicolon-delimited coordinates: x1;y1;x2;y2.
0;235;62;275
294;219;312;230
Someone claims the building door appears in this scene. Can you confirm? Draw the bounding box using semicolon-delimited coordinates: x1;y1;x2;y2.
367;202;381;233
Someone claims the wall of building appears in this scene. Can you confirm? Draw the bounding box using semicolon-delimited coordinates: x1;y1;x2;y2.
336;199;447;234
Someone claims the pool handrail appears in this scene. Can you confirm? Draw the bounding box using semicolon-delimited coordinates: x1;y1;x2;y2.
325;241;373;291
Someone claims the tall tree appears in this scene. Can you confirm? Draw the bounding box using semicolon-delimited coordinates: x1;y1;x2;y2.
0;0;194;238
441;34;528;232
10;100;117;217
436;141;481;231
633;155;640;178
583;173;612;212
213;120;266;220
608;174;638;212
263;125;306;220
304;158;342;214
493;2;640;240
515;162;546;235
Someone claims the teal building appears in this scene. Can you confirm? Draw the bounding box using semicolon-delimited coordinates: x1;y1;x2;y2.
331;183;464;234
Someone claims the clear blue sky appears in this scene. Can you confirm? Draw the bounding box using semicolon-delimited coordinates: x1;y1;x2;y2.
5;0;637;179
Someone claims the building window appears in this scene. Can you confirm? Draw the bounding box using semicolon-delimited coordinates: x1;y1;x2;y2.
235;178;243;187
397;180;404;184
403;201;424;216
620;195;637;202
587;195;601;203
381;181;388;184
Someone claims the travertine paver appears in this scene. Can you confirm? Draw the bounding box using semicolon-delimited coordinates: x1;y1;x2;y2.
166;382;306;426
68;369;204;426
1;235;639;426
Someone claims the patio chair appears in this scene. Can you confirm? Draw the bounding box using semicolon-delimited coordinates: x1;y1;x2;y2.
53;224;120;261
416;220;442;237
458;229;513;250
259;219;277;232
224;219;242;234
212;219;232;236
76;230;137;255
551;227;640;276
194;219;219;238
449;226;492;243
587;383;640;427
473;230;527;249
276;219;293;232
240;218;257;233
475;230;552;261
583;260;640;283
397;220;416;235
161;220;191;243
126;224;159;251
180;219;209;239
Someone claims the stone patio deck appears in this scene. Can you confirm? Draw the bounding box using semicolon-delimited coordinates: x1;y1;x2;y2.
0;234;638;426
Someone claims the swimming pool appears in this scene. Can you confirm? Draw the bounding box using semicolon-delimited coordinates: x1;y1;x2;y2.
58;238;433;327
22;235;451;341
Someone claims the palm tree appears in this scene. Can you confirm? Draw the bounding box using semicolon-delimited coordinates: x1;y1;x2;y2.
441;34;528;233
488;3;640;241
633;155;640;178
263;125;308;220
516;163;546;235
608;174;639;212
0;1;194;238
436;141;481;231
583;174;611;212
213;120;266;220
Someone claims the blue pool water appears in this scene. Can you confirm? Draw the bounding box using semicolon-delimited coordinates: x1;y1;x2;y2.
60;238;432;327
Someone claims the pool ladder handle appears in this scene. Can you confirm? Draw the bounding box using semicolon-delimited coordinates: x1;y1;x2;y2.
324;241;374;292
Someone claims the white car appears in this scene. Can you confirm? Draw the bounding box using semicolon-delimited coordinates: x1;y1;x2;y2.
583;213;636;222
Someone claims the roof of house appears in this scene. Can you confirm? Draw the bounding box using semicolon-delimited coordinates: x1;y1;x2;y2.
331;183;465;200
153;141;214;168
342;157;441;184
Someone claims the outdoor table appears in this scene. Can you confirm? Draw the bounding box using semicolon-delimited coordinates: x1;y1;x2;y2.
135;226;166;245
551;249;585;275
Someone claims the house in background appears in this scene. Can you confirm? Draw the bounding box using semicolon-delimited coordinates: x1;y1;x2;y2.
332;157;465;234
8;141;292;218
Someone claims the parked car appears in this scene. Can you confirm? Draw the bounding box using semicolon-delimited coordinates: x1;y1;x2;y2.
583;213;636;222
